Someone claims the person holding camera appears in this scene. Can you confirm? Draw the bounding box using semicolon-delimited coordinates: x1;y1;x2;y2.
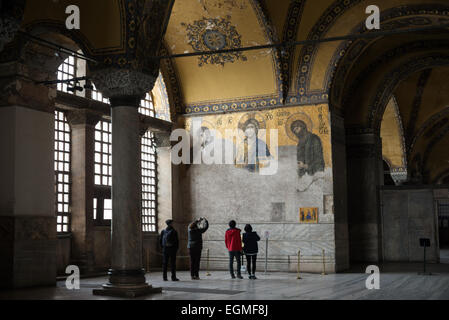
187;217;209;280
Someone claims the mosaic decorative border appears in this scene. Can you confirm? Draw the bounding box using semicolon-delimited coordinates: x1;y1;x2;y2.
280;0;306;103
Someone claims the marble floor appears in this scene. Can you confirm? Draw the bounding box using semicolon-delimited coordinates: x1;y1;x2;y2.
1;263;449;300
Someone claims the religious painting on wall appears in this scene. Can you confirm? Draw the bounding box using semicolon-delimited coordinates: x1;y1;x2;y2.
285;112;325;178
235;113;272;173
299;208;319;224
181;104;332;178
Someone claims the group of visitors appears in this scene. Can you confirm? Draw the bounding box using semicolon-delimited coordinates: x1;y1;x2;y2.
159;218;260;281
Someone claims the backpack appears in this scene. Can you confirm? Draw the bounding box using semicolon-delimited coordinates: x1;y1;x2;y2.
162;228;176;247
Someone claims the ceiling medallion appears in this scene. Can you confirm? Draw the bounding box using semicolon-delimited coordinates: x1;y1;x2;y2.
181;17;247;67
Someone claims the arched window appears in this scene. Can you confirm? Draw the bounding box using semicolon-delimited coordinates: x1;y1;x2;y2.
140;94;158;233
54;110;71;233
57;51;86;97
56;53;160;232
141;131;157;233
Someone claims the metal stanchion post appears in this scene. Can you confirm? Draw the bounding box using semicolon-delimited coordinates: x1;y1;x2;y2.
206;248;211;276
146;247;150;274
297;250;302;280
321;249;326;275
264;231;269;274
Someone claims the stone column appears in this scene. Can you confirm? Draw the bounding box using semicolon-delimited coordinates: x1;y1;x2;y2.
346;132;384;262
0;56;57;289
330;113;350;271
66;110;101;273
91;69;161;297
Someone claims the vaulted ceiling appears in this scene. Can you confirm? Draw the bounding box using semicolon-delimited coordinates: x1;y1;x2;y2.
394;66;449;183
15;0;449;183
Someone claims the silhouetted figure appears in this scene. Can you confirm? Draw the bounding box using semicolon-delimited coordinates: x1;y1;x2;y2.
242;224;260;279
160;219;179;281
188;217;209;280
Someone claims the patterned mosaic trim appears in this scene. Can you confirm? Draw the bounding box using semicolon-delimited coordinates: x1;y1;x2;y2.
295;0;363;97
159;42;184;116
280;0;306;103
181;93;329;115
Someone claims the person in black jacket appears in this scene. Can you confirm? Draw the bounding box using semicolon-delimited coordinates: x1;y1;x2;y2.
160;219;179;281
187;217;209;280
242;224;260;279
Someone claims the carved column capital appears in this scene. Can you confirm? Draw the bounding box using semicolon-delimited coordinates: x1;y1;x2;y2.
90;68;157;100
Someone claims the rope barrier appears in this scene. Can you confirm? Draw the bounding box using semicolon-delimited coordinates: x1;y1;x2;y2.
297;250;302;280
144;247;331;265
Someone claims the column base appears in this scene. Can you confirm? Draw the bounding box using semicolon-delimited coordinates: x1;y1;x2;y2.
92;269;162;298
93;283;162;298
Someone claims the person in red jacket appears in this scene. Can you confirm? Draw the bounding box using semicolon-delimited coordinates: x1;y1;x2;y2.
225;220;243;279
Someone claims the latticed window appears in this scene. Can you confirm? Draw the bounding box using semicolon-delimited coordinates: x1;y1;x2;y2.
57;56;76;94
54;110;71;233
139;93;155;117
94;120;112;186
141;131;157;232
92;83;110;104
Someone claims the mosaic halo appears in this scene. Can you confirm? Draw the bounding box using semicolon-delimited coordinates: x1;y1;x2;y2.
285;112;314;142
237;112;267;139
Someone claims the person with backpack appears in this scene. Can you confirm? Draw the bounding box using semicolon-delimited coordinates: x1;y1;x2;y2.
160;219;179;281
242;224;260;279
187;217;209;280
225;220;243;279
